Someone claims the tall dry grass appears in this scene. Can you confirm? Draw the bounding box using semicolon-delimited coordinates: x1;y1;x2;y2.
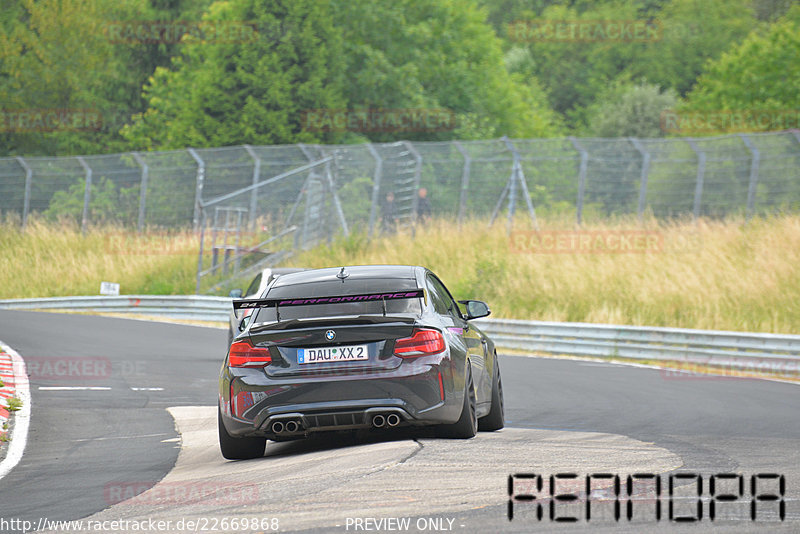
287;215;800;334
1;216;798;333
0;220;197;298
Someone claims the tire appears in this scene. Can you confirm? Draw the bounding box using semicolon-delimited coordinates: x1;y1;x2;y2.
439;367;477;439
218;408;266;460
478;357;504;431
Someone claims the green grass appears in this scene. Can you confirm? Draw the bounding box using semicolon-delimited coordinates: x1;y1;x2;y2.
1;215;799;334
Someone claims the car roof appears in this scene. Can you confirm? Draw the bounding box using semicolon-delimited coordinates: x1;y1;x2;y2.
270;265;420;287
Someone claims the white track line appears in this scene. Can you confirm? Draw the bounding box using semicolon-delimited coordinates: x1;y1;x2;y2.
0;341;31;481
38;386;111;391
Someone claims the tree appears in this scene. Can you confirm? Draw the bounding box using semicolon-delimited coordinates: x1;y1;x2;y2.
496;0;757;130
681;5;800;123
0;0;213;157
331;0;562;141
631;0;758;96
584;80;677;137
123;0;347;149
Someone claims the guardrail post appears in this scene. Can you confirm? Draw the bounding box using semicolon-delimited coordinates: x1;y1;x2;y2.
739;134;760;221
629;138;651;222
243;145;261;230
570;137;588;226
15;156;32;230
366;144;383;238
131;153;148;232
77;157;92;234
687;140;706;220
453;141;471;226
188;148;205;230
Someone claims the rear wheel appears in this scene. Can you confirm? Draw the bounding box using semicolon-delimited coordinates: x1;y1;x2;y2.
218;408;266;460
478;358;504;431
439;367;477;439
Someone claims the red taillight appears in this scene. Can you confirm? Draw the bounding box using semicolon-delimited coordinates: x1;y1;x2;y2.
393;329;446;358
228;340;272;368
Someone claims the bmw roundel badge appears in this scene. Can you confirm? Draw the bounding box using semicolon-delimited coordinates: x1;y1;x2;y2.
325;330;336;341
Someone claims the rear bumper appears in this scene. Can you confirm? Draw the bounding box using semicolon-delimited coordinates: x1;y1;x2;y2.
219;362;462;438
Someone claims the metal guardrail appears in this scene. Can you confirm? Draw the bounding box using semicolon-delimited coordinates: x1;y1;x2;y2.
1;296;798;376
0;295;231;323
473;319;800;377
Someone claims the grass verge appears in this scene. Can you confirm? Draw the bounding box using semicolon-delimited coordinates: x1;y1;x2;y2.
1;215;799;334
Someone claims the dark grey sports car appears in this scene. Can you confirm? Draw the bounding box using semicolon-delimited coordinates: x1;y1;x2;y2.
218;265;504;459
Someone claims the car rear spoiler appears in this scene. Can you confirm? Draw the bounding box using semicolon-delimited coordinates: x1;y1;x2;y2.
233;289;425;311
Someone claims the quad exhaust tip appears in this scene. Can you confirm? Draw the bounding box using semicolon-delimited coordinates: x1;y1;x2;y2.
372;414;386;428
271;419;303;434
386;413;400;427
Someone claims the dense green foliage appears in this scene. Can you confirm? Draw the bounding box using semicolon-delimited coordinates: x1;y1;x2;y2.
0;0;796;155
680;4;800;128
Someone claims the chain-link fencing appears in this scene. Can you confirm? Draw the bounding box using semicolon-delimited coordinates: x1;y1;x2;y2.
1;132;798;291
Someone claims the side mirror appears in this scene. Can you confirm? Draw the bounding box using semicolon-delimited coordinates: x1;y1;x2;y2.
459;300;491;320
229;288;243;298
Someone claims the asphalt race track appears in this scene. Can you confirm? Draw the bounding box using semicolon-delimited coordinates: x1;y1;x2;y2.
0;310;798;533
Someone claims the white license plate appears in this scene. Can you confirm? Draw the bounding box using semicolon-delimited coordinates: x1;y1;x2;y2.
297;345;369;364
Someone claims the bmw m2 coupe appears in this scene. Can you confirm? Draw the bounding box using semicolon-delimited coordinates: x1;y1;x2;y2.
218;265;504;459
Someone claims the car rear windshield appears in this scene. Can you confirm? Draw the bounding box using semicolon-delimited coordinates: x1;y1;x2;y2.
254;278;422;323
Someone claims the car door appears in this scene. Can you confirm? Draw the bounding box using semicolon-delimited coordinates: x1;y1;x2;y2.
426;274;490;406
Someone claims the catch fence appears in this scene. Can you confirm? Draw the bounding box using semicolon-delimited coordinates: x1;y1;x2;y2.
2;132;798;292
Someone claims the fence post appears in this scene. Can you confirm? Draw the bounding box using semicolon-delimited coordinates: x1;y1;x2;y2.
570;137;588;226
502;137;537;232
739;134;760;221
243;145;261;230
195;211;206;294
131;152;148;232
453;141;471;225
188;148;205;230
629;138;651;222
15;157;32;230
366;144;383;238
687;140;706;220
403;141;423;233
77;157;92;234
323;157;349;237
